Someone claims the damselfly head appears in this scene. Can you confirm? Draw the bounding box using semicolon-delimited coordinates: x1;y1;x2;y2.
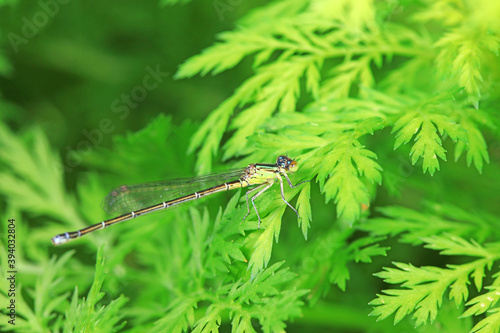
276;155;298;172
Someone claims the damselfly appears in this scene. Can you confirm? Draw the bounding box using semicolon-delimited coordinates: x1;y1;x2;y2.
51;155;308;245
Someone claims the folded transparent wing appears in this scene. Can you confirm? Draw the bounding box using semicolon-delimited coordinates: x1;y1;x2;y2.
101;169;246;215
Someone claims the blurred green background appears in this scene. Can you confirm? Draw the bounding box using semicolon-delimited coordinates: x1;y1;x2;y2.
0;0;264;179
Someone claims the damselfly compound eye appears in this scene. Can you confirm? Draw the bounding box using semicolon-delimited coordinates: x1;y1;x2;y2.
288;160;298;172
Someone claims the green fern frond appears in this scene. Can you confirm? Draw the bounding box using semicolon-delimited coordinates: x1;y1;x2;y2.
178;5;428;168
454;124;489;173
223;262;307;333
0;250;74;332
462;273;500;318
369;235;500;326
314;134;382;223
392;108;468;175
360;205;495;245
191;305;221;333
0;124;86;242
470;309;500;333
64;247;127;332
423;235;496;260
320;56;374;100
154;262;307;333
462;273;500;333
453;108;492;173
175;33;256;78
415;0;500;108
435;31;483;108
295;181;312;239
247;208;285;278
176;18;328;81
223;98;277;160
210;194;249;265
152;296;198;333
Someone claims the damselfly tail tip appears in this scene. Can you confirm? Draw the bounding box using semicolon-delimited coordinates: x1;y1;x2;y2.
51;233;70;246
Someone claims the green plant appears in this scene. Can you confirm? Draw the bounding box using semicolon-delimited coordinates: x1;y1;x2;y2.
0;0;499;332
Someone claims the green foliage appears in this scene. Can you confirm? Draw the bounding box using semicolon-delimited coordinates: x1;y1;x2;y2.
0;248;73;332
463;273;500;333
63;247;127;332
363;206;500;330
392;108;468;176
369;235;500;328
0;123;86;243
0;0;499;332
